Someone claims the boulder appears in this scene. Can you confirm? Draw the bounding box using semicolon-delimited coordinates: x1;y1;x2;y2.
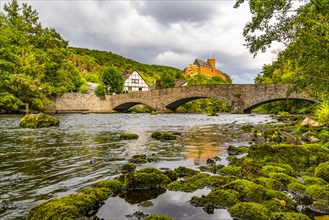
19;113;60;128
300;118;322;127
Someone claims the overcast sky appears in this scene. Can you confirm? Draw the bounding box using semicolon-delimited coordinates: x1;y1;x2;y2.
3;0;282;83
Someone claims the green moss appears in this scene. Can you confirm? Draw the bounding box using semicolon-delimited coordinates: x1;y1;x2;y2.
254;177;284;190
263;165;291;176
243;184;268;203
263;129;286;143
120;133;139;140
229;202;269;220
145;214;173;220
270;212;311;220
268;172;301;186
248;144;329;170
302;176;327;185
227;145;249;155
163;170;178;181
136;167;162;174
123;172;171;190
167;173;210;192
119;163;137;173
128;154;147;164
217;165;241;176
174;166;199;177
96;179;123;194
151;132;177;140
314;162;329;182
287;183;306;194
242;124;254;132
206;175;235;187
26;198;79;220
190;189;240;208
305;184;329;200
20;113;60;128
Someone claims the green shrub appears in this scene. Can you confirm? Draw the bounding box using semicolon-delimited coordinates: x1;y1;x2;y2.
314;100;329;125
94;84;106;99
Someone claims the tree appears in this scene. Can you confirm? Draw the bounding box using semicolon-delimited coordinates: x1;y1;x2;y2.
101;67;124;94
0;0;76;112
235;0;329;100
155;72;175;89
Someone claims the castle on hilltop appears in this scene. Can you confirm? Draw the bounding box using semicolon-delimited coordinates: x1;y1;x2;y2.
183;58;226;80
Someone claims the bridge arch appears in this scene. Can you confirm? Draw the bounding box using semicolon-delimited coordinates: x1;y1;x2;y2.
243;98;316;113
164;94;232;111
112;101;156;112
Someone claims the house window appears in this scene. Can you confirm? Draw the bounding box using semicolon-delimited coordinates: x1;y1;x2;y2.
139;88;143;91
132;79;139;83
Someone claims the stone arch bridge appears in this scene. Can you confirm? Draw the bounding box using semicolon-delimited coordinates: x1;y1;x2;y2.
51;84;315;114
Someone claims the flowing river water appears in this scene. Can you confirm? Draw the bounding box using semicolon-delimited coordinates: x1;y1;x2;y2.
0;113;277;219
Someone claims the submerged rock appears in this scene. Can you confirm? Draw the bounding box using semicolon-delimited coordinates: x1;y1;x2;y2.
300;118;322;127
19;113;60;128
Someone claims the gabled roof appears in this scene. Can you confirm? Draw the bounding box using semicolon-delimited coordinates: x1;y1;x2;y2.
122;70;150;86
194;59;213;69
175;80;187;87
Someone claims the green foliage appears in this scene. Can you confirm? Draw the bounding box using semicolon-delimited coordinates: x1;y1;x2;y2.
94;84;106;99
236;0;329;99
229;202;269;220
176;98;231;113
155;72;176;89
19;113;60;128
0;0;79;113
101;66;124;94
314;100;329;125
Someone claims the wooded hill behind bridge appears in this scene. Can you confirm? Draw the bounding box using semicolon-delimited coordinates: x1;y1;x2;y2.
48;84;314;114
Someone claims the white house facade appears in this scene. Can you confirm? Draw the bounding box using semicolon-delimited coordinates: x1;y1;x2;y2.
123;70;149;92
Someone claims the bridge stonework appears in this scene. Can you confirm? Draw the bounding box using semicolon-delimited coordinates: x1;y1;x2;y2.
48;84;314;114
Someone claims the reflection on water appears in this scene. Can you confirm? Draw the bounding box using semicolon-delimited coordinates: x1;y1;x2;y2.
97;189;232;220
0;113;276;219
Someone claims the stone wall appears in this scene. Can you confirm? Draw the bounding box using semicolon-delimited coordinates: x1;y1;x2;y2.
49;93;112;113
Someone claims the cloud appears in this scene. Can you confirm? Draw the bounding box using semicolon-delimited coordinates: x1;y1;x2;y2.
5;0;280;84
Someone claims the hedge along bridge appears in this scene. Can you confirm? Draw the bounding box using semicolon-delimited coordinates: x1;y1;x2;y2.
51;84;315;114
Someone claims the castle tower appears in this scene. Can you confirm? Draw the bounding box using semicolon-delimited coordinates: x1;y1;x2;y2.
207;58;216;70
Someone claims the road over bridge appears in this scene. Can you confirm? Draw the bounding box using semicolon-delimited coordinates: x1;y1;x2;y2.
51;84;315;114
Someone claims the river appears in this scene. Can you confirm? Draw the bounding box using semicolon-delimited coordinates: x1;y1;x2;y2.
0;113;277;219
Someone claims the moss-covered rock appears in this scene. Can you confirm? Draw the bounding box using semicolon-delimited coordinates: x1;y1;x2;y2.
229;202;269;220
190;189;240;208
308;200;329;214
128;154;147;164
167;173;209;192
268;172;301;187
20;113;60;128
151;132;176;140
227;145;249;155
217;165;241;176
206;175;235;187
145;214;173;220
270;212;311;220
123;172;171;190
174;166;199;177
287;183;306;194
27;184;115;219
120;133;139;140
314;162;329;182
119;163;137;173
305;184;329;200
302;176;327;185
254;177;284;190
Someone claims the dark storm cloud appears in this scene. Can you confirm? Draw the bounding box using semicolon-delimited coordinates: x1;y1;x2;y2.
132;1;218;25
